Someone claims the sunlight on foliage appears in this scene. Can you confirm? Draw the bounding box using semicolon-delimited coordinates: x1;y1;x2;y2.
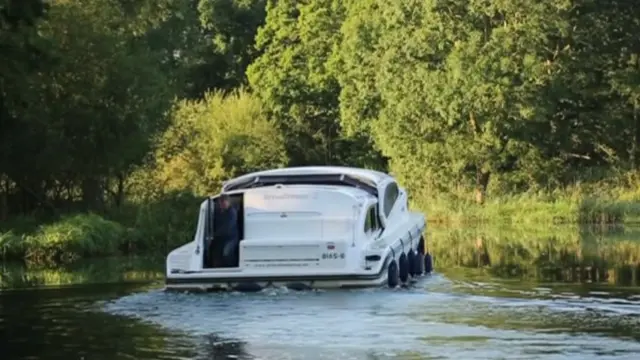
134;89;288;198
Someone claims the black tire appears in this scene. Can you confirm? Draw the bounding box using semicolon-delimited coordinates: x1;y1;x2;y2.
387;260;399;288
398;253;409;283
414;251;424;275
418;236;426;255
424;253;433;274
407;249;416;277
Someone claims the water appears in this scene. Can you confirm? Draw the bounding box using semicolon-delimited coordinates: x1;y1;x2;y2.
1;226;640;359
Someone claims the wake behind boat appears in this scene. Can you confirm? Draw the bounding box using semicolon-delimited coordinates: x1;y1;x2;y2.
164;166;433;292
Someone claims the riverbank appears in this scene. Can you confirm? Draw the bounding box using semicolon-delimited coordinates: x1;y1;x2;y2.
2;183;640;266
2;225;640;289
416;180;640;226
0;191;201;266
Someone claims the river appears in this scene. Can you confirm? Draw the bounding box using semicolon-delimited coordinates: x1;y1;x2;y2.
1;225;640;359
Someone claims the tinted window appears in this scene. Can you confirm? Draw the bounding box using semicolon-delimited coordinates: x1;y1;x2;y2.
373;206;380;229
383;182;399;217
364;206;374;232
364;205;381;234
369;206;378;231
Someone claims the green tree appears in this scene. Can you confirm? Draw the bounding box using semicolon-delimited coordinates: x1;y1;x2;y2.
247;0;342;165
146;89;288;196
184;0;267;96
330;0;384;139
337;0;580;201
1;0;180;214
0;0;49;220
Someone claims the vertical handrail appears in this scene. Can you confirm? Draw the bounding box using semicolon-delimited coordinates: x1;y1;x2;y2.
351;205;357;247
202;197;214;266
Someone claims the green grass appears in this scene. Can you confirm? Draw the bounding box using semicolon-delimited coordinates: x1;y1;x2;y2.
0;191;201;266
2;173;640;267
412;175;640;225
0;213;129;265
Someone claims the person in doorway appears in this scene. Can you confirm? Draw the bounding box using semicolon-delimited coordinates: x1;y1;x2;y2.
214;193;239;267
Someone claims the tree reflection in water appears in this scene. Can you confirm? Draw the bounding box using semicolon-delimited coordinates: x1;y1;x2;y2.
430;225;640;286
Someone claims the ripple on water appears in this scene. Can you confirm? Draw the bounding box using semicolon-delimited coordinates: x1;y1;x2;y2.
101;277;640;360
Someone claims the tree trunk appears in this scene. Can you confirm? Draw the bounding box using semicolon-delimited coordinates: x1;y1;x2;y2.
474;170;491;204
82;176;103;211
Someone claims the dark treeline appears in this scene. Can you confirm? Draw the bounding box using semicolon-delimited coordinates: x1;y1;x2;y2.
1;0;269;218
1;0;640;262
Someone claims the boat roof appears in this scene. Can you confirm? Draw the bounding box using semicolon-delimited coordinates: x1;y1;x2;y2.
249;183;375;200
222;166;394;196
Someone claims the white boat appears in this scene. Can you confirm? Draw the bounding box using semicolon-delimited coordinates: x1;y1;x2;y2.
164;166;433;291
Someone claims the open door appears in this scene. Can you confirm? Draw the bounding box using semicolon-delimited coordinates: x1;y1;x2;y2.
202;194;245;269
202;196;215;268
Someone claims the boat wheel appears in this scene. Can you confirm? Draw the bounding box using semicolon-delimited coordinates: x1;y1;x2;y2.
413;250;424;276
387;260;399;288
398;253;409;283
407;249;416;277
424;253;433;274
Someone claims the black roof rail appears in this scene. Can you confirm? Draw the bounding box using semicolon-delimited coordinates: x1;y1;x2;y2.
223;173;378;196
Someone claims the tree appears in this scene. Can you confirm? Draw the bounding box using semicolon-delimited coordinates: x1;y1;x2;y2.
183;0;267;96
0;0;49;219
337;0;581;201
147;89;288;196
1;0;179;214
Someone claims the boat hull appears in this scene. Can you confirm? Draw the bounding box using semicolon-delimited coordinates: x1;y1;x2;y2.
163;249;432;292
164;274;390;292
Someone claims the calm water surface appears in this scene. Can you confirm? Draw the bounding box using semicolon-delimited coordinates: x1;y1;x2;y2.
1;226;640;360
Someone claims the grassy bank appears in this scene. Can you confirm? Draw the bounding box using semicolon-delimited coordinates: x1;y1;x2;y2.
414;175;640;225
2;175;640;267
0;191;201;266
2;224;639;288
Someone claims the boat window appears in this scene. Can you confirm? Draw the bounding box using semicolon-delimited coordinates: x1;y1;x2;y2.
383;182;399;217
373;206;380;230
364;205;376;234
369;206;379;232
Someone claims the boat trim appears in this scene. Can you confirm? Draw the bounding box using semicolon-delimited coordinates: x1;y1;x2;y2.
222;173;378;196
166;256;392;285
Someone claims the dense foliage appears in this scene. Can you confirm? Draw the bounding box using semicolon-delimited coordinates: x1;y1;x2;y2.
1;0;640;263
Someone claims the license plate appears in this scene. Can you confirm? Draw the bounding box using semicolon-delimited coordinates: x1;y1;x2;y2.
322;252;345;259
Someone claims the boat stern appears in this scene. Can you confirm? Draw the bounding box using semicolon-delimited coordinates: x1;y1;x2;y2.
239;238;351;271
164;238;389;292
165;241;200;277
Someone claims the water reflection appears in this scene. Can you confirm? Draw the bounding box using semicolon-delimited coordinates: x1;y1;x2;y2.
0;256;164;289
1;226;640;359
100;281;640;359
2;226;639;290
430;225;640;286
0;284;198;360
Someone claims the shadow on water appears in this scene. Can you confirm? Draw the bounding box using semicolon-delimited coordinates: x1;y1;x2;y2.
1;225;640;359
0;281;257;360
0;283;190;360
